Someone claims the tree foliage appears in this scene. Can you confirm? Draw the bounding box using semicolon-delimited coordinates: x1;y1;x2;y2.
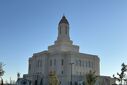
85;70;98;85
49;71;59;85
0;62;5;78
0;62;5;85
113;63;127;84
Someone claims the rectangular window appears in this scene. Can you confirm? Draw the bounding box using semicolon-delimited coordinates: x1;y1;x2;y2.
89;61;91;68
29;64;31;70
80;72;81;76
37;60;39;68
61;59;64;66
54;59;56;66
50;60;52;66
86;61;87;68
38;60;42;67
82;61;84;67
92;62;94;68
79;60;81;67
84;61;85;67
76;60;78;66
61;70;63;74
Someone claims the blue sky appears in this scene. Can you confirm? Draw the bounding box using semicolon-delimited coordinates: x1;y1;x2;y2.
0;0;127;82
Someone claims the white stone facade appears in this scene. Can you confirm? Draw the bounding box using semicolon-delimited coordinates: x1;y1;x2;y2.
23;16;114;85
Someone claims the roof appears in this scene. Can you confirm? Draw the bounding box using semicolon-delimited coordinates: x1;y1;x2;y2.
59;16;69;25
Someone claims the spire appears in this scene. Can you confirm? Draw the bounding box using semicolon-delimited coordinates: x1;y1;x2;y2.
56;16;70;42
48;16;79;53
59;16;69;25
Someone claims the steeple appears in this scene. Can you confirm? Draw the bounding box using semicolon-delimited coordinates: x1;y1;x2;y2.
56;16;71;43
48;16;79;53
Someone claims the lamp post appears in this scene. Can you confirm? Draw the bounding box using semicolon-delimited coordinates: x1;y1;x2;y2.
70;62;74;85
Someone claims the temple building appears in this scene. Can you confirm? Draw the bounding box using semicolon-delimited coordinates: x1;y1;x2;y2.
18;16;115;85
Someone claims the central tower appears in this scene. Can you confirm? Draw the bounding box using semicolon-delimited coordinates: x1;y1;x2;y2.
48;16;79;52
57;16;71;42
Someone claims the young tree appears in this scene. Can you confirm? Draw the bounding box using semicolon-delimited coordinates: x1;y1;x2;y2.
0;63;5;77
85;70;98;85
113;63;127;85
0;62;5;85
49;71;59;85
